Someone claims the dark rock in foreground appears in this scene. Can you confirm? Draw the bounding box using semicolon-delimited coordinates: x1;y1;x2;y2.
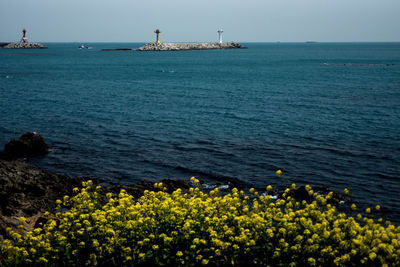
4;132;49;158
1;42;47;49
0;159;85;239
137;42;245;51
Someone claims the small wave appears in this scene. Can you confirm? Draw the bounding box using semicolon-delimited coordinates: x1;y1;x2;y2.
139;158;248;187
174;144;235;158
323;62;397;67
160;69;176;73
202;184;230;190
0;72;46;77
261;193;278;199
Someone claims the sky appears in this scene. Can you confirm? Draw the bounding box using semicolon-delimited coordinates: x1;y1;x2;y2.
1;0;399;42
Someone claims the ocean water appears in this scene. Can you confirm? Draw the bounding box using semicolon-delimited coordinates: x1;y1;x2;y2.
1;43;400;222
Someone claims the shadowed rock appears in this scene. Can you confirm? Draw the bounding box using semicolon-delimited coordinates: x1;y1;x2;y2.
0;159;85;240
4;132;49;158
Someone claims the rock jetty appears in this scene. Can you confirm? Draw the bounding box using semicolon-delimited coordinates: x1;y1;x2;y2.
1;42;47;49
137;42;245;51
101;48;132;51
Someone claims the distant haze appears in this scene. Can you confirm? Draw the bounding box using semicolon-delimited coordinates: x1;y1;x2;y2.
1;0;399;42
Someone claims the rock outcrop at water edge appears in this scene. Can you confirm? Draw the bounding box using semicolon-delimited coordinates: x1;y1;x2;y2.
3;132;49;158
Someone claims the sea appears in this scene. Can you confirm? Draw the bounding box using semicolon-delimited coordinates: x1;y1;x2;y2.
1;42;400;223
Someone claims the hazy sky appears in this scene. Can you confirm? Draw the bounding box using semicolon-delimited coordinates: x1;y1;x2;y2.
1;0;399;42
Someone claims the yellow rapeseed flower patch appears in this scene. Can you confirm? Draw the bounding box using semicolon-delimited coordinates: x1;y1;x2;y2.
1;179;399;266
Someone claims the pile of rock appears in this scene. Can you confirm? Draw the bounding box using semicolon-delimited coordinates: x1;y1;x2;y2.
1;42;47;49
137;42;245;51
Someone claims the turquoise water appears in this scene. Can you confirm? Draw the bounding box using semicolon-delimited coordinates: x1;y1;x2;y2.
1;43;400;221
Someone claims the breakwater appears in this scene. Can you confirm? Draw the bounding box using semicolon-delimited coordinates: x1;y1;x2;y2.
1;42;47;49
137;42;244;51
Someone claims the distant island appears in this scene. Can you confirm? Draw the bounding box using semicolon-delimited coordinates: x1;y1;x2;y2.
137;42;245;51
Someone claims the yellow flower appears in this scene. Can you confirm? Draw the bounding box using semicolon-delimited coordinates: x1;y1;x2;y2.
365;208;371;214
18;216;26;224
4;176;400;266
369;252;376;260
92;239;99;247
307;257;316;266
38;257;48;263
176;251;183;257
202;259;209;265
343;188;349;195
276;169;282;177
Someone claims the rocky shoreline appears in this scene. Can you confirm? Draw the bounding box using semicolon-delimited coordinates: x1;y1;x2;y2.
0;132;352;240
137;42;245;51
0;132;191;240
0;42;47;49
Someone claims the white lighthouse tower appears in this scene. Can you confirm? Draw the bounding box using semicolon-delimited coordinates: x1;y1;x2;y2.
217;29;223;44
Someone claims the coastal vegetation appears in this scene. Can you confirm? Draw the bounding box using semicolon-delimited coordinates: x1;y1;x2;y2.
1;178;399;266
